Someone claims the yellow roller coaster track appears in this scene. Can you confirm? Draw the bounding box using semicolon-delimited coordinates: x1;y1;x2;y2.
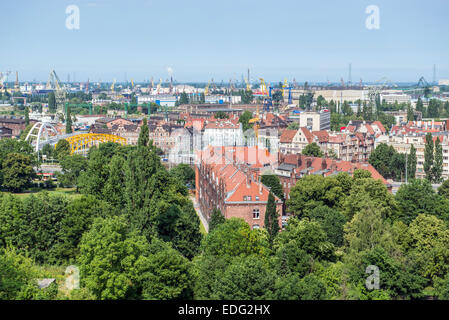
65;133;127;154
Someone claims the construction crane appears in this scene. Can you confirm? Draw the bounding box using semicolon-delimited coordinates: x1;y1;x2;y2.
204;80;210;96
248;104;261;144
110;78;116;92
282;79;293;105
156;78;162;94
0;71;11;90
47;70;68;114
259;78;269;97
245;77;251;91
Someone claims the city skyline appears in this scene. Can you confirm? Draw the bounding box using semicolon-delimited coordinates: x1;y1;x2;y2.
0;0;448;82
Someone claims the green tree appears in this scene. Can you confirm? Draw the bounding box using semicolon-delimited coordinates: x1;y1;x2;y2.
138;118;149;147
2;153;34;192
287;175;346;218
407;144;417;180
65;105;72;134
432;137;443;183
309;206;346;247
102;155;126;209
0;246;37;300
214;111;229;119
211;255;276;300
424;133;434;181
209;208;225;233
48;92;56;113
265;192;280;246
140;239;194;300
407;103;414;121
78;215;151;299
369;143;396;179
302;143;323;157
261;174;284;202
54;139;71;161
57;154;87;189
170;164;195;188
287;122;299;130
394;179;443;224
239;111;253;132
438;179;449;200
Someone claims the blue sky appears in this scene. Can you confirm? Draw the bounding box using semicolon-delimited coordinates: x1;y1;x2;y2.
0;0;448;83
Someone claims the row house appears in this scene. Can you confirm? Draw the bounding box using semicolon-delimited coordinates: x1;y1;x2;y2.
195;146;283;230
279;127;314;154
274;153;389;202
149;122;184;155
376;132;449;179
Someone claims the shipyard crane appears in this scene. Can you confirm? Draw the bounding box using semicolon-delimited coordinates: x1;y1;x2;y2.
245;77;251;91
204;80;210;96
248;104;261;145
110;78;116;92
156;78;162;94
0;71;11;90
47;70;68;114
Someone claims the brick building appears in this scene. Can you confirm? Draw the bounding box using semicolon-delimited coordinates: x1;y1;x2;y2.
195;146;283;230
274;153;389;201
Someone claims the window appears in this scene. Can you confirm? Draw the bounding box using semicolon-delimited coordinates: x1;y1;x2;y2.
253;209;260;219
247;196;251;201
252;224;260;230
255;196;260;201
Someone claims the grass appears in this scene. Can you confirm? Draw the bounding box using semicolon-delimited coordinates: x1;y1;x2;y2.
199;219;207;236
2;187;82;199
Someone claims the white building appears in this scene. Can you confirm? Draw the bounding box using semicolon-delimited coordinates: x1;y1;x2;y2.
202;121;244;147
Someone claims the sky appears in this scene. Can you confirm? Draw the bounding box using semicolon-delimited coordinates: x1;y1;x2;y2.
0;0;448;83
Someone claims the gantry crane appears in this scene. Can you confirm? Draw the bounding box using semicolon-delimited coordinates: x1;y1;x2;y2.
156;78;162;94
47;70;68;114
248;103;261;145
204;80;210;96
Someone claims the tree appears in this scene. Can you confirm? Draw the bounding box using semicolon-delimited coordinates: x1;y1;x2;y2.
302;143;323;157
432;137;443;183
309;206;346;247
274;217;335;262
395;179;443;224
274;274;327;300
54;139;71;161
170;164;195;188
140;239;194;300
261;174;284;202
209;208;225;233
78;215;151;299
138;118;149;147
369;143;396;179
2;153;34;192
424;133;434;181
407;103;414;121
287;175;346;218
265;193;280;245
102;155;126;209
193;218;269;299
214;111;228;119
57;154;87;189
48;92;56;113
287;122;299;130
239;111;253;132
407;144;417;180
211;255;276;300
0;246;37;300
438;179;449;200
24;107;30;126
65;105;72;134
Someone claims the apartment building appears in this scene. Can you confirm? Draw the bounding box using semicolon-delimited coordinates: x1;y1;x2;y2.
195;146;282;229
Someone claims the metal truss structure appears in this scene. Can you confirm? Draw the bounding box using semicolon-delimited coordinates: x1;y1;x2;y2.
65;133;127;155
25;122;59;152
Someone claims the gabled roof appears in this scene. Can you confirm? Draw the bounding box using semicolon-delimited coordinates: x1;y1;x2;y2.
280;129;298;143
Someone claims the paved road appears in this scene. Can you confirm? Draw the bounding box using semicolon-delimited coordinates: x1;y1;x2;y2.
190;195;209;233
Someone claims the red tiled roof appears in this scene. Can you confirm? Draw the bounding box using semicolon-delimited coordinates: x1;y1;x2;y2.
280;129;297;143
300;127;314;143
312;130;329;143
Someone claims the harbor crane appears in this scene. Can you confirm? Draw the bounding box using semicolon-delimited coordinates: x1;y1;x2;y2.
46;70;68;114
